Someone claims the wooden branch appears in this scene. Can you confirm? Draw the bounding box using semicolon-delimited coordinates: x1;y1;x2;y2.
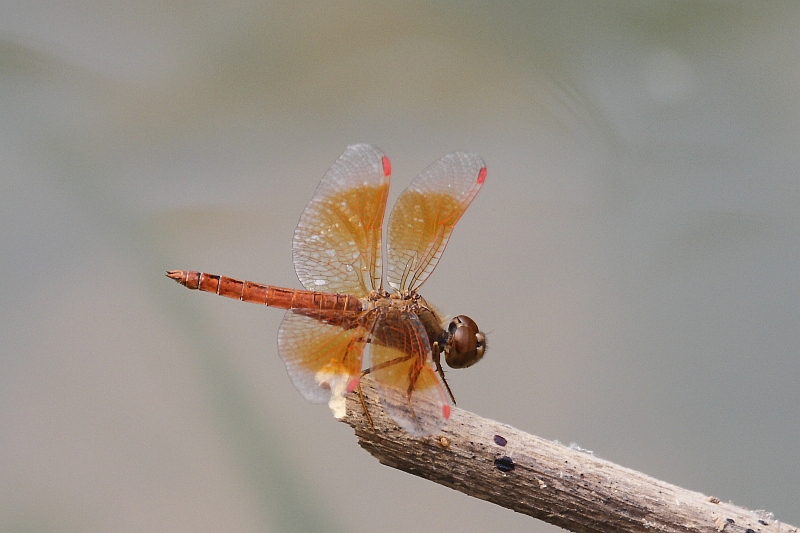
341;378;796;533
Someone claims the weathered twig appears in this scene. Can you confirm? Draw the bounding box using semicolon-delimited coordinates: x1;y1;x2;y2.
341;378;796;533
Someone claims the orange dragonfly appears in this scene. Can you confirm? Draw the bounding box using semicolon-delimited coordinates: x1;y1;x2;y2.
168;144;487;436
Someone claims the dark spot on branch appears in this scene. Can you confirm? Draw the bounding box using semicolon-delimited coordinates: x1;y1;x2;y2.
727;519;735;524
494;456;515;472
494;434;507;446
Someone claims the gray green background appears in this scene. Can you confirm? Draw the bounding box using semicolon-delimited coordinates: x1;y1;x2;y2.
2;2;798;532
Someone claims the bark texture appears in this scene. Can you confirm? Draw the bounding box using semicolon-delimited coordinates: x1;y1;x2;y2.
341;379;796;533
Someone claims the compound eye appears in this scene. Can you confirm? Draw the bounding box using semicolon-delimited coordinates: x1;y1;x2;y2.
445;315;486;369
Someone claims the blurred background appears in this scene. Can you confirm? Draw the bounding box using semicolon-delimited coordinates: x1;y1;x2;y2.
2;2;799;532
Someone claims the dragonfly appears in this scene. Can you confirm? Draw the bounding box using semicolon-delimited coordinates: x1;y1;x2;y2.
168;144;487;436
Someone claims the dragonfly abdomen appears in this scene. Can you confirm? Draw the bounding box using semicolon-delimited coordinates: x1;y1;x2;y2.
166;270;363;312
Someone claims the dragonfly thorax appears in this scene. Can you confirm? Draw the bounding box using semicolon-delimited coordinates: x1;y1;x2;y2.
366;288;423;306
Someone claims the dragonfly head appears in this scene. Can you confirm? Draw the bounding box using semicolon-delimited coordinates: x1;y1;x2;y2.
444;315;486;369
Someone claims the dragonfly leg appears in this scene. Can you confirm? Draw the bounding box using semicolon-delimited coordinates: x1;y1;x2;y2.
361;352;414;374
351;353;415;435
355;380;375;433
358;353;418;432
403;366;425;432
432;341;457;405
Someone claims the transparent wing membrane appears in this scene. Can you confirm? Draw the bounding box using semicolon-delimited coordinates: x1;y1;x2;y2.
293;144;391;297
367;309;450;436
386;152;486;292
278;308;372;410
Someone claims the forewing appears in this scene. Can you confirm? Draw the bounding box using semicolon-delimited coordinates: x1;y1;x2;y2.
277;308;372;414
386;152;486;292
293;144;391;297
367;309;451;436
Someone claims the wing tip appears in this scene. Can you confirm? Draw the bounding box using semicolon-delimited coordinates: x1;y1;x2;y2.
381;155;392;177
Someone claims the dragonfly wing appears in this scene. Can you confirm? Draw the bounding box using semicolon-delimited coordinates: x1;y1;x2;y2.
386;152;486;292
278;308;373;418
293;144;391;297
367;309;451;437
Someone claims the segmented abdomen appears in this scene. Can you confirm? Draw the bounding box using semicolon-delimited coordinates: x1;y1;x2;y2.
166;270;363;312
